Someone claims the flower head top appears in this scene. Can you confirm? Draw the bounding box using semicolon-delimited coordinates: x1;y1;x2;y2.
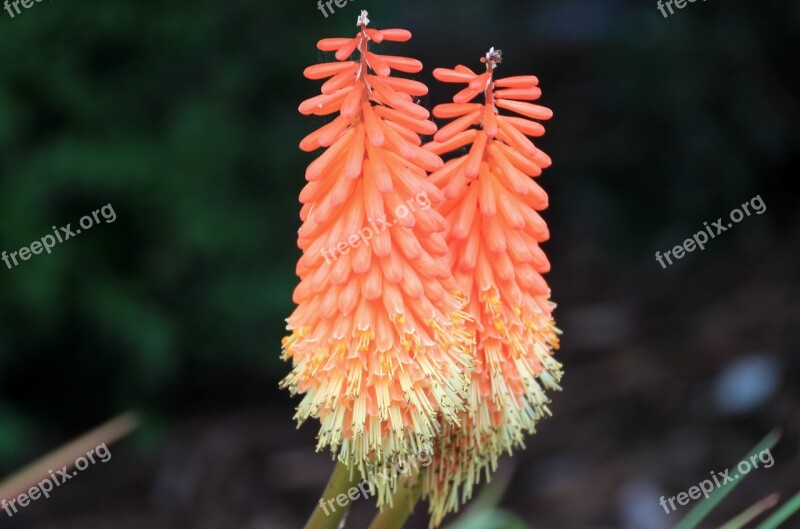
356;9;370;27
481;47;502;68
284;12;474;506
420;50;563;525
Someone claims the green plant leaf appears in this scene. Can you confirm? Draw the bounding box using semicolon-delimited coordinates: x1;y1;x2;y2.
753;490;800;529
673;430;781;529
444;509;532;529
718;493;780;529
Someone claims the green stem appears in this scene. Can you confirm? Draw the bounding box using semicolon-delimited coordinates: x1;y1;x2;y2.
304;460;361;529
367;480;422;529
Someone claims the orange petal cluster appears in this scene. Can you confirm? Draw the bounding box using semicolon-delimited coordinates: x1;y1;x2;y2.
282;12;473;505
421;49;563;524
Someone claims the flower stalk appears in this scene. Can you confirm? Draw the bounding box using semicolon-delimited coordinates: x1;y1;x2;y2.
303;460;362;529
367;478;423;529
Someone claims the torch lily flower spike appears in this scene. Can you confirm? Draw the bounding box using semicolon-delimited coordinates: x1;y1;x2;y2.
421;48;563;525
283;11;475;507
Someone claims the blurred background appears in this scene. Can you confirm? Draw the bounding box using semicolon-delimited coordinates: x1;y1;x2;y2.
0;0;798;527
